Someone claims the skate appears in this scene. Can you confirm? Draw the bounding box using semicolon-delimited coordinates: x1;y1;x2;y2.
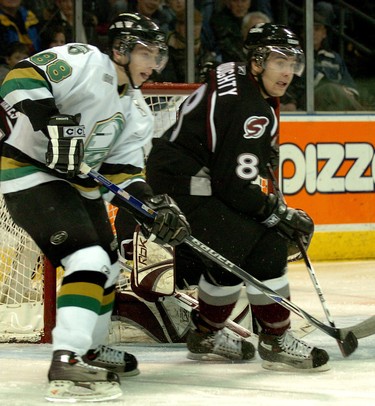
258;330;330;371
83;345;140;376
186;326;255;361
45;350;122;402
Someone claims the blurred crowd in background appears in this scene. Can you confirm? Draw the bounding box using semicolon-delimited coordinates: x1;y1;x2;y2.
0;0;374;111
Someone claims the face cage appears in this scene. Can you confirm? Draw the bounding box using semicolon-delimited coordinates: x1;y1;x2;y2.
116;37;169;73
254;45;305;77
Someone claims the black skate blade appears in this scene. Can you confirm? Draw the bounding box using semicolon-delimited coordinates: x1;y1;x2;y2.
339;331;358;357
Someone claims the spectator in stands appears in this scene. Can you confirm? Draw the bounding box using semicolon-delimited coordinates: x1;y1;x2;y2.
241;10;270;39
92;1;128;51
0;41;29;84
95;0;128;35
210;0;252;63
342;0;375;109
40;0;98;45
0;0;41;57
249;0;273;19
163;1;221;63
154;8;218;83
281;8;363;111
127;0;172;33
195;0;220;58
23;0;52;21
40;23;66;49
165;0;184;27
163;0;197;34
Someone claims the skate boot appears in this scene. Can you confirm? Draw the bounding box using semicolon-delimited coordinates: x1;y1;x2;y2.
187;326;255;361
45;350;122;402
83;344;139;376
258;330;330;371
186;310;255;361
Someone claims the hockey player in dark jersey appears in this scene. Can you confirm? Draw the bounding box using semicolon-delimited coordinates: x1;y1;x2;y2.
146;23;329;371
0;97;17;143
0;13;190;402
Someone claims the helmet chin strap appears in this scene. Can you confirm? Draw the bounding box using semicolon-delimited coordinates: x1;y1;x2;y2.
254;60;273;98
124;62;139;89
113;52;142;89
257;72;272;98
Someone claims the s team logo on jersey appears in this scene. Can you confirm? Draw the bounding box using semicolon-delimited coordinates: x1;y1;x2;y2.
243;116;269;139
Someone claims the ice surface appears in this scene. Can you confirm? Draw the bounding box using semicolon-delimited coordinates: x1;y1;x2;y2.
1;260;375;406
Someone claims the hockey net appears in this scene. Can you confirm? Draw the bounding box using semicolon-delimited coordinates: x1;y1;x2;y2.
0;83;199;343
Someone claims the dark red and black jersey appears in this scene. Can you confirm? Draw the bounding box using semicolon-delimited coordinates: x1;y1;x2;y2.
0;97;18;144
147;62;280;217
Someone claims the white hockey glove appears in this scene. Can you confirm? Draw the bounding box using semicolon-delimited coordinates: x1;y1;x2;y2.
45;114;85;178
259;194;314;241
141;194;191;247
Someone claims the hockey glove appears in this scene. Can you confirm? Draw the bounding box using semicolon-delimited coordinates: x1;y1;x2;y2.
141;194;191;247
287;232;313;262
45;114;85;178
260;194;314;240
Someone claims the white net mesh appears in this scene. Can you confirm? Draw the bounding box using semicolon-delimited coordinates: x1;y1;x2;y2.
0;83;198;342
0;194;45;342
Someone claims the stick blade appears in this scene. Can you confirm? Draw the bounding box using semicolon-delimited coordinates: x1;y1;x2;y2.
339;331;358;357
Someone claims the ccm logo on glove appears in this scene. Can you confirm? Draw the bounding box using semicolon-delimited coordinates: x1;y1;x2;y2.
45;114;85;178
62;126;85;138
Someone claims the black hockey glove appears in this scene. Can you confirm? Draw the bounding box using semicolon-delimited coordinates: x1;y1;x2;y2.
259;194;314;241
141;194;191;247
287;232;313;262
45;114;85;178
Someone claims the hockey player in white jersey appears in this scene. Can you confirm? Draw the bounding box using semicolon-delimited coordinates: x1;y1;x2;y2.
0;13;190;402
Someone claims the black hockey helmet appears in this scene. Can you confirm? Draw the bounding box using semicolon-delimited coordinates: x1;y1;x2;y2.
108;12;168;73
244;23;304;76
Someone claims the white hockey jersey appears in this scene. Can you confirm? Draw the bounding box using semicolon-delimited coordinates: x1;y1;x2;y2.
0;43;154;199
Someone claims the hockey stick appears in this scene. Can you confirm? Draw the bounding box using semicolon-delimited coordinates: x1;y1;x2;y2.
121;241;316;340
80;163;375;356
172;291;253;339
173;291;317;340
266;164;348;356
121;234;314;341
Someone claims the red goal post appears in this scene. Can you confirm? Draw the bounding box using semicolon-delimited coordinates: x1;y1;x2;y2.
0;82;200;343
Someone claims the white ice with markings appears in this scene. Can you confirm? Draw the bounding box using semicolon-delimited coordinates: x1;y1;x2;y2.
1;260;375;405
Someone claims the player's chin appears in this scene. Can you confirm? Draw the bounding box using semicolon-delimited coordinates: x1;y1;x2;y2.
133;79;146;87
270;86;288;98
134;73;151;87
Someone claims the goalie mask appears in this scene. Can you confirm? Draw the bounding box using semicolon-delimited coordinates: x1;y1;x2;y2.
108;13;168;88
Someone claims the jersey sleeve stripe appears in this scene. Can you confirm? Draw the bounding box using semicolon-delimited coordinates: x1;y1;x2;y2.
1;72;50;99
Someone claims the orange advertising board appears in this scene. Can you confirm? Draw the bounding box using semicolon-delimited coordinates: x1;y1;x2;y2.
280;115;375;228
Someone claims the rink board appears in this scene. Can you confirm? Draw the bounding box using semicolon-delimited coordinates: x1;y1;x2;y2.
280;115;375;260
